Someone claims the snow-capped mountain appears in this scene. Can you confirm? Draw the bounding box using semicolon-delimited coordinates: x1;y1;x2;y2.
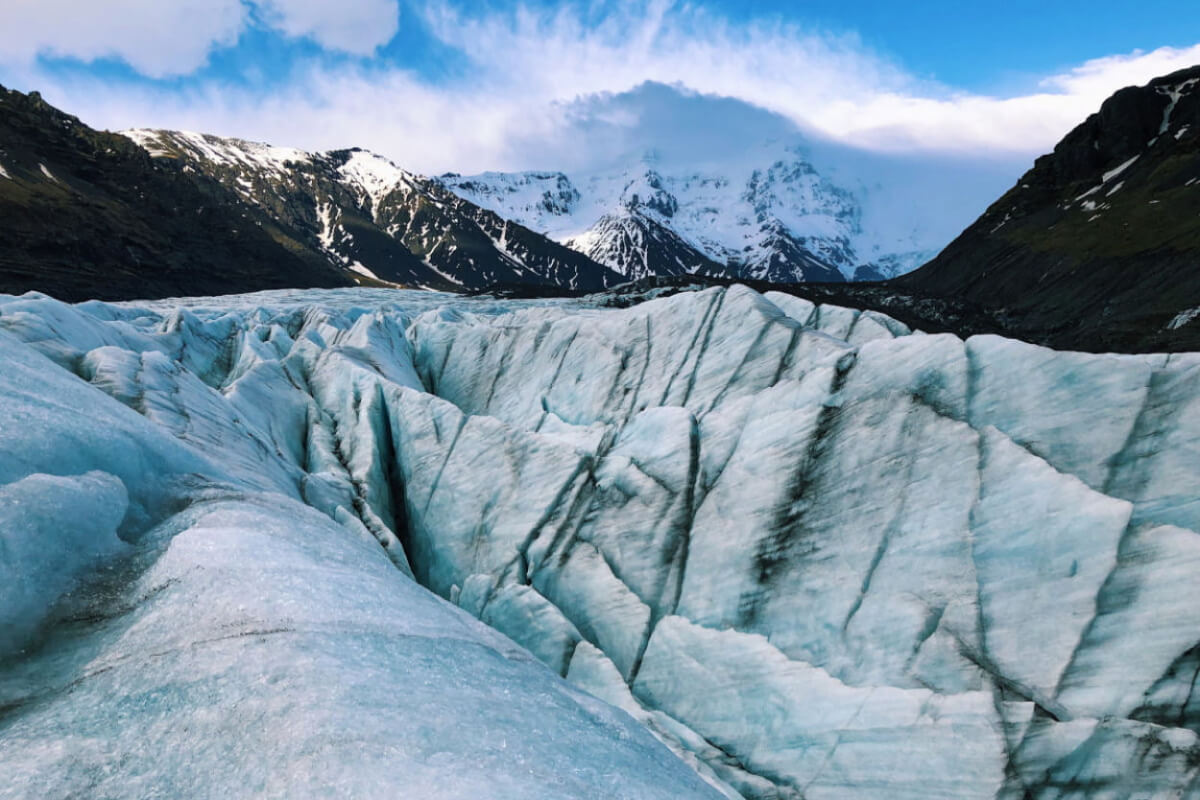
123;129;623;291
0;82;1011;301
439;143;938;283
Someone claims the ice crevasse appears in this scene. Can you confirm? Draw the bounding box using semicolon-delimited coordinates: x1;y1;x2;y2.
0;283;1198;799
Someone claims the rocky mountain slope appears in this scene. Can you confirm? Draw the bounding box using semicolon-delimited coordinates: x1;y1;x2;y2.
124;129;623;292
3;284;1198;797
439;143;940;284
0;85;351;302
895;65;1200;351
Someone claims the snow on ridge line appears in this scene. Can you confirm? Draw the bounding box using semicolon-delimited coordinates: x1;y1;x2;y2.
121;128;313;175
123;127;424;200
121;128;172;157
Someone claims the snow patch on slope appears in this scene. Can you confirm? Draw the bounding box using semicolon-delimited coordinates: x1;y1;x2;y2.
1104;155;1140;183
1158;78;1200;135
1168;306;1200;330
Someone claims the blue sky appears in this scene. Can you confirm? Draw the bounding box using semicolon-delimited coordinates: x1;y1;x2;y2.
2;1;1198;173
716;0;1200;90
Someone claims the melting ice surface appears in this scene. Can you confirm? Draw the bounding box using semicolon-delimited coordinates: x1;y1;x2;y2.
1;285;1199;798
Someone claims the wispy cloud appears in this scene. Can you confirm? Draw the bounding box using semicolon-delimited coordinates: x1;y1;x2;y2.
417;2;1200;156
813;45;1200;153
2;1;1197;173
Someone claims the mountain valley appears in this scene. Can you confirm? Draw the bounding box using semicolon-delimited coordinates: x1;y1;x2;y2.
1;59;1200;800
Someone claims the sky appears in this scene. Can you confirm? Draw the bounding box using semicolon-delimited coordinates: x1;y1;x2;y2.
1;0;1199;175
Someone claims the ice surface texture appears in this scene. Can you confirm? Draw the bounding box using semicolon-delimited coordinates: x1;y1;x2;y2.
1;284;1198;799
0;293;719;800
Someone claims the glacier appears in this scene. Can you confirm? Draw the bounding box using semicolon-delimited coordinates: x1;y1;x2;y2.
1;284;1198;798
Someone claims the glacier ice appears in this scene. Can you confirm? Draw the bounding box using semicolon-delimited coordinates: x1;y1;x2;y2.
0;492;719;799
0;298;719;800
1;283;1199;798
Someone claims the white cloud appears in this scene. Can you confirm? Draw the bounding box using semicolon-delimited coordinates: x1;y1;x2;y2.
255;0;400;55
418;2;1200;157
814;46;1200;154
0;0;400;77
0;0;246;78
3;1;1197;172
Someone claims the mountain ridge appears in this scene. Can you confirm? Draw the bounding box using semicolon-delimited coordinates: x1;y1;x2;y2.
894;64;1200;351
436;144;932;284
0;85;352;302
0;82;630;302
123;128;624;292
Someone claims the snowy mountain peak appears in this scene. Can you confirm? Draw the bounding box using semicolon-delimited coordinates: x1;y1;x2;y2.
620;168;678;218
440;145;920;283
122;120;990;289
333;147;421;219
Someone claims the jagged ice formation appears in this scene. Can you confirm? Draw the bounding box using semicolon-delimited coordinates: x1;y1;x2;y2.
1;285;1198;798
